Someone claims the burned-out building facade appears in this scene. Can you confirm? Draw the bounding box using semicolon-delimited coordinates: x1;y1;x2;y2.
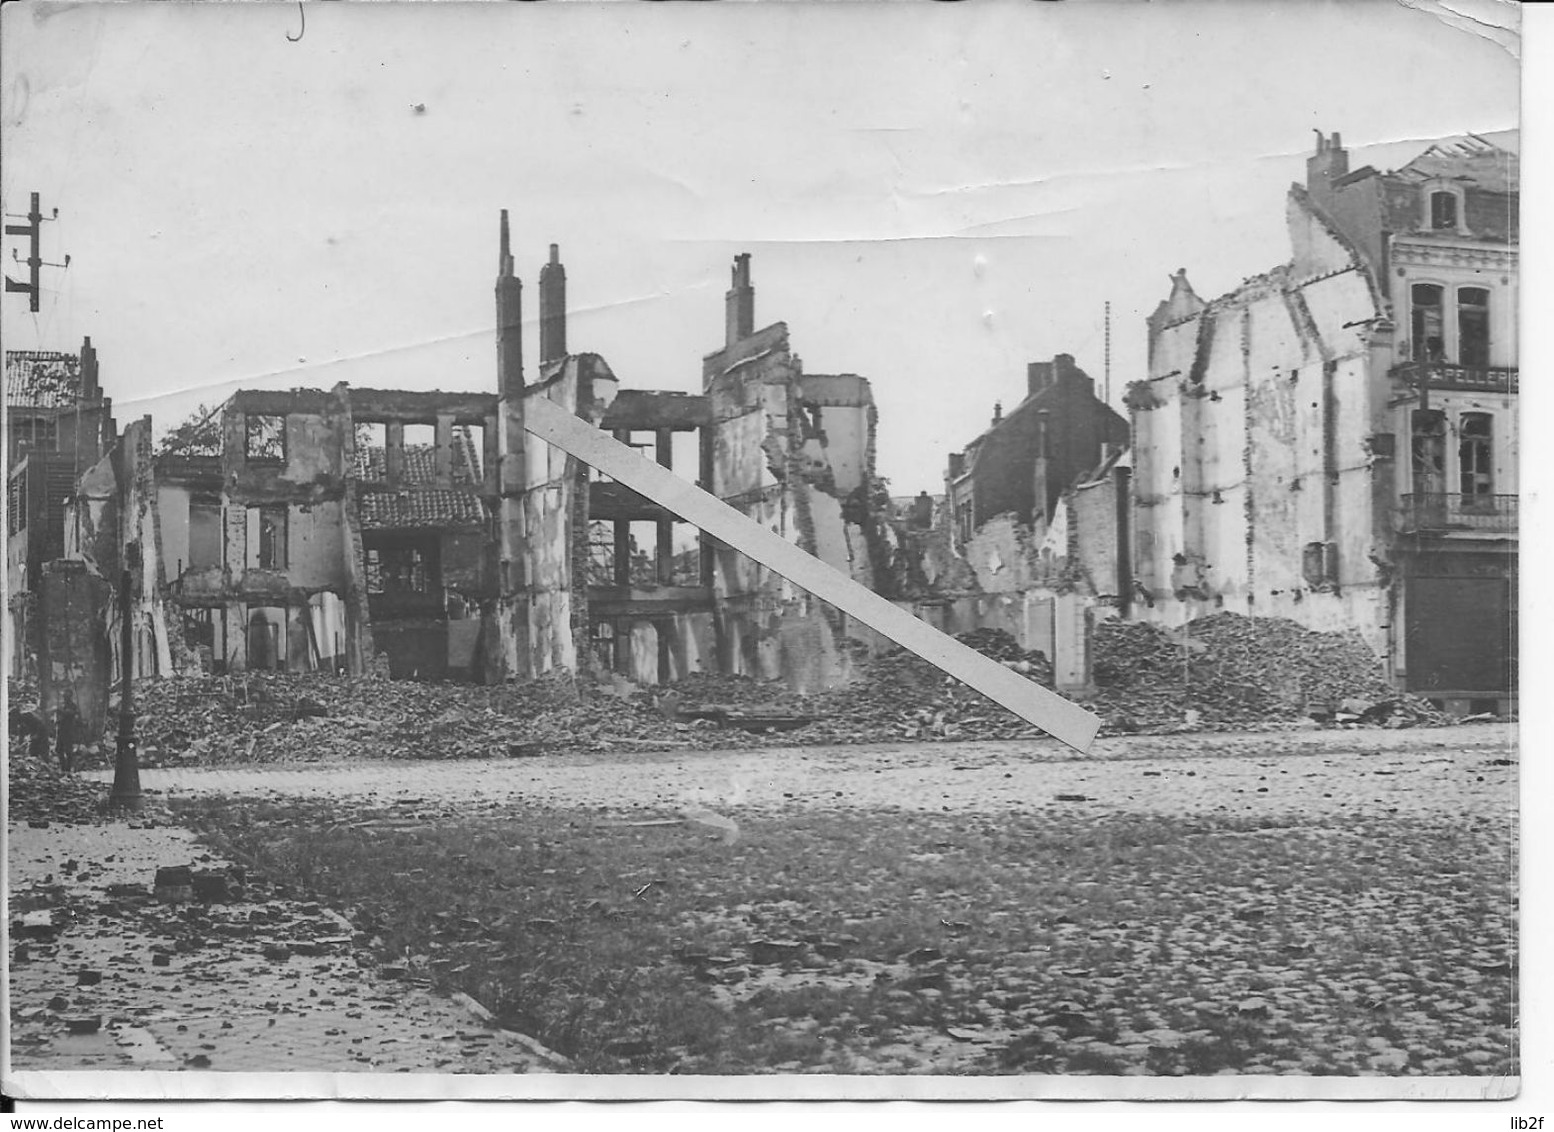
94;224;887;695
1127;132;1518;711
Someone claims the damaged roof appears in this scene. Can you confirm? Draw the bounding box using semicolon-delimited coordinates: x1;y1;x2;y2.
1397;132;1518;193
355;442;481;484
358;489;487;530
5;351;84;409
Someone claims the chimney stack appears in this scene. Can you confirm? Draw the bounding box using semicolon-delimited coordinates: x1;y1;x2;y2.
1306;130;1349;197
538;243;567;366
1027;361;1055;398
80;336;99;400
992;401;1003;427
725;253;755;347
496;211;524;398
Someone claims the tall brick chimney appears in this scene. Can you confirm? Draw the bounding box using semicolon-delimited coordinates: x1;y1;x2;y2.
79;336;100;400
538;243;567;365
1027;361;1055;398
496;211;523;398
725;253;754;347
1307;130;1349;198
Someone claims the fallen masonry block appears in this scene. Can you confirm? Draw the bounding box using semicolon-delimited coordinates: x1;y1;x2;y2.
18;911;57;940
75;969;102;986
900;966;948;992
748;939;806;965
154;866;194;903
603;1037;653;1059
262;944;292;962
191;871;231;903
65;1016;103;1035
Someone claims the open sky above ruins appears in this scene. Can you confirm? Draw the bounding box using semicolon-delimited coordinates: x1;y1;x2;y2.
1;0;1525;495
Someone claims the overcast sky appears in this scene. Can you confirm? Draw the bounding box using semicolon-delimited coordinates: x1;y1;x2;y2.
1;0;1522;494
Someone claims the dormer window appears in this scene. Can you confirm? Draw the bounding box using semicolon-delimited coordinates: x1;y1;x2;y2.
1429;189;1459;231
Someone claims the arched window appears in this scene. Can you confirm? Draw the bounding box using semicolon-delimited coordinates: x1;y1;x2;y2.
1430;190;1459;231
1411;284;1445;362
1457;287;1490;367
1459;413;1493;506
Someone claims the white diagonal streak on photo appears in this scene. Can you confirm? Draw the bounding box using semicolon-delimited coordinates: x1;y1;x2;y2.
523;395;1102;754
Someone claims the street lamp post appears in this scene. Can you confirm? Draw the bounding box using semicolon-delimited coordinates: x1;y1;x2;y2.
108;540;143;813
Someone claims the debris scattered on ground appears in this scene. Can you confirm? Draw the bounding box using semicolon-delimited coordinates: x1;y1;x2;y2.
1085;615;1450;732
9;614;1453;773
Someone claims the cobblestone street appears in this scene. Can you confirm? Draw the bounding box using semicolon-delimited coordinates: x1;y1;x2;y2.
8;722;1516;1089
83;723;1516;821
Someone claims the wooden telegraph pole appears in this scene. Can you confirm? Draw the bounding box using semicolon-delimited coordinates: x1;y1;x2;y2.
5;192;68;312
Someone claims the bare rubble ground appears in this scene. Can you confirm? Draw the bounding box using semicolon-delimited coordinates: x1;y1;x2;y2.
6;793;564;1075
8;720;1514;1079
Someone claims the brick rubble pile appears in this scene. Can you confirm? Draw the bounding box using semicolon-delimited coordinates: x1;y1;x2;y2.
5;615;1449;771
1086;614;1449;731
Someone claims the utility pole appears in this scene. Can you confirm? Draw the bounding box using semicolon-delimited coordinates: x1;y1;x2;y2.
109;541;143;813
5;192;68;312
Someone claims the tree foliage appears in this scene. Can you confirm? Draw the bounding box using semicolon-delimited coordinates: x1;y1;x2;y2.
156;403;222;458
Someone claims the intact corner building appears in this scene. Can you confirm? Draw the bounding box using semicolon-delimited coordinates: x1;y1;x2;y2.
1128;130;1517;713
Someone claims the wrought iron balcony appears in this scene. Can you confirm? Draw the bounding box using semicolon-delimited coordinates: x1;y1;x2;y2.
1398;493;1517;534
1391;361;1518;394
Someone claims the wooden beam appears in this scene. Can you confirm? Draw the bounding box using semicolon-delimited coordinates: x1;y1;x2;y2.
524;396;1101;754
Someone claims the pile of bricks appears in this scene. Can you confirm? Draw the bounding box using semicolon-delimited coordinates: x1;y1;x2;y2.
1087;613;1449;731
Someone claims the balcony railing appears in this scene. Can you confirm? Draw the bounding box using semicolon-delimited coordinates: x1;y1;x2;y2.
1391;361;1518;394
1398;493;1518;534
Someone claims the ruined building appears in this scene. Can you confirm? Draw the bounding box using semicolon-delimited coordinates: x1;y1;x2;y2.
946;355;1129;547
89;223;885;696
5;341;118;695
1127;131;1517;711
883;355;1126;689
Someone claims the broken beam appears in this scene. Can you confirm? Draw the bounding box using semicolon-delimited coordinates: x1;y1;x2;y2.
524;396;1102;754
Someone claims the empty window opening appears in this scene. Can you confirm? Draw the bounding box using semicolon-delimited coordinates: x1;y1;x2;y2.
365;543;432;594
354;421;388;478
188;497;222;571
1410;284;1445;362
10;417;56;455
672;431;702;486
1459;413;1493;505
1429;191;1458;231
8;470;26;534
586;519;617;587
246;414;286;462
182;608;216;652
669;521;702;586
956;500;974;546
246;607;285;671
1411;409;1446;495
250;505;288;571
628;520;662;587
1457;287;1490;367
402;423;436;484
452;423;485;484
